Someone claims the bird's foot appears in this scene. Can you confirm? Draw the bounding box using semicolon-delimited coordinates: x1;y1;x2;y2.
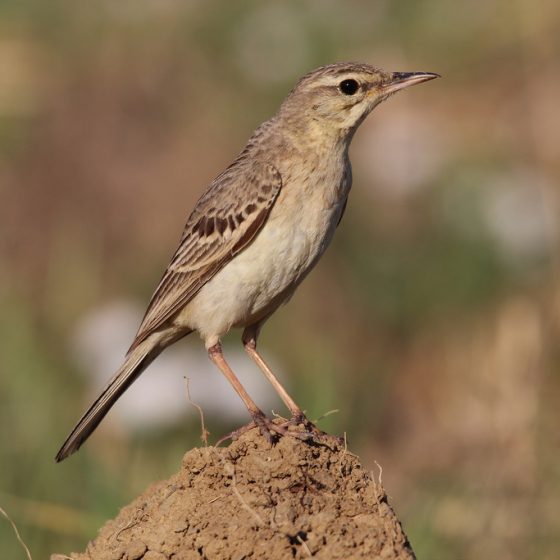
251;411;315;443
216;411;313;446
215;421;255;446
283;412;346;446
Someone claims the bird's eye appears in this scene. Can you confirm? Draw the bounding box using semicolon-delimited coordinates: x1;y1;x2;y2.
339;79;359;95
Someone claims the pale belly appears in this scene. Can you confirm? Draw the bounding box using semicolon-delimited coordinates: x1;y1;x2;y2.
180;193;346;347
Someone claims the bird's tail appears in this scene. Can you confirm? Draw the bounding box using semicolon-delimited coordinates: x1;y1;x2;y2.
55;333;166;462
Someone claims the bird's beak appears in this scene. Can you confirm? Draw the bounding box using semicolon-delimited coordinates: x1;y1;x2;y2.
381;72;440;95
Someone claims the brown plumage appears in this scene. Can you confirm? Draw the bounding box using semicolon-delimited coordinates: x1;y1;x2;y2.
56;62;438;462
131;160;282;351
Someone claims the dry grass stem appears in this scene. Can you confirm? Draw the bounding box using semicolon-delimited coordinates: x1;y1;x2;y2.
184;376;210;446
0;504;33;560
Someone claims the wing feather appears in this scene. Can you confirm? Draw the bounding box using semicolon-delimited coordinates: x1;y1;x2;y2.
128;159;282;352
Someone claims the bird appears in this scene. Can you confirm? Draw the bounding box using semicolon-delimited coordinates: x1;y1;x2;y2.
56;62;439;462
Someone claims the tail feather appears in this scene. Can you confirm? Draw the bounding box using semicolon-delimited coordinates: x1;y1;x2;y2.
55;335;164;462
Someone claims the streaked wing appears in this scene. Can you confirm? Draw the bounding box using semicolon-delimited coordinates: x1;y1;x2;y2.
128;159;282;352
336;165;352;227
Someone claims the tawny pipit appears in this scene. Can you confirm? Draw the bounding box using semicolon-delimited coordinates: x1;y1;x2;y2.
56;62;438;461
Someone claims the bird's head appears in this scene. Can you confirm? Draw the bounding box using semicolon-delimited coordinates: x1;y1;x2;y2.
280;62;439;138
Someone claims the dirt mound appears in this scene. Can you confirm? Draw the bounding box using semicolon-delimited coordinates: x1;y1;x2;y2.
56;426;415;559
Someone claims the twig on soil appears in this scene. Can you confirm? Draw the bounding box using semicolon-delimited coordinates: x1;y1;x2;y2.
370;461;386;516
296;534;312;557
271;410;287;421
207;495;224;505
184;376;210;446
374;460;383;486
228;463;265;527
220;452;319;555
113;508;150;542
0;504;33;560
312;409;339;423
336;432;349;479
159;485;180;507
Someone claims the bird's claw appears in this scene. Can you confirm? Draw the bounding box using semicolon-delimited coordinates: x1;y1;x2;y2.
283;412;346;446
216;411;315;446
215;420;259;446
216;410;346;448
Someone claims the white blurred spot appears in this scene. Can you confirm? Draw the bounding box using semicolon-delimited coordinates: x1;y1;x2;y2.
71;300;286;434
443;167;559;263
481;169;558;262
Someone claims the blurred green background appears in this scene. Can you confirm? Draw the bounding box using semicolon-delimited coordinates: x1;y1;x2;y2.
2;0;560;558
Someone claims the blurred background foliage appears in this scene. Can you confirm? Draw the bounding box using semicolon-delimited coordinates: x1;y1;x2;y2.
1;0;560;558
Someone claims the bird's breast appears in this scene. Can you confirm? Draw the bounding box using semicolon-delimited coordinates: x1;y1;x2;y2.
252;159;351;291
182;157;350;343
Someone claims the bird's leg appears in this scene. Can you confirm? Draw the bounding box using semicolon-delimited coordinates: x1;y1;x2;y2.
208;342;263;418
242;326;303;417
242;326;345;445
208;342;303;444
242;326;318;436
